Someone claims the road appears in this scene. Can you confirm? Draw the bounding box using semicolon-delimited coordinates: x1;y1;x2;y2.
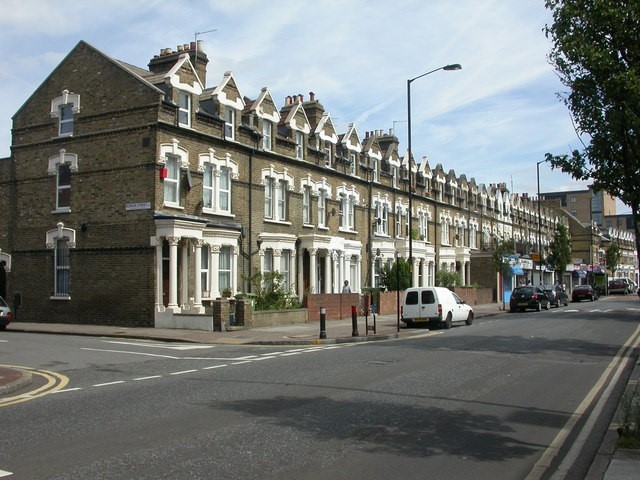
1;296;639;480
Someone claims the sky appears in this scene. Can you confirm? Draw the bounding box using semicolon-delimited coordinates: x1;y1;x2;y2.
0;0;628;213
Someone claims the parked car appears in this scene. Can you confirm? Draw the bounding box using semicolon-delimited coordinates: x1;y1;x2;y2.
608;279;629;295
0;296;12;330
572;284;599;302
542;284;569;308
401;286;474;329
509;285;551;312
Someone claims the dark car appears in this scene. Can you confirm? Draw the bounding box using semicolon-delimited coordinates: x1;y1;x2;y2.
0;296;12;330
543;284;569;308
510;285;551;312
608;278;629;295
572;284;599;302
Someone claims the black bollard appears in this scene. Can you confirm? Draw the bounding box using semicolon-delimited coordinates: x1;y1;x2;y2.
351;305;359;336
319;306;327;339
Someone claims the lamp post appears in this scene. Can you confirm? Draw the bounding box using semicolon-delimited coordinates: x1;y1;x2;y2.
407;64;461;286
536;158;547;285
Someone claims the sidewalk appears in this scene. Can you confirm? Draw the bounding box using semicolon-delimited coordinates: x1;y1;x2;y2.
1;301;637;479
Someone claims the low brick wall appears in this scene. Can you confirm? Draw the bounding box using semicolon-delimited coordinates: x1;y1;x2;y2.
305;293;361;321
250;308;308;328
452;287;493;305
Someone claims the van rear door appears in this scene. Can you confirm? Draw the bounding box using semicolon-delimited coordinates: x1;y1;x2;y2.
403;288;440;322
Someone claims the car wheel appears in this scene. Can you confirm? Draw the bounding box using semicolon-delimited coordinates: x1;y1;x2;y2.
545;301;550;310
443;313;453;329
465;311;474;326
536;302;542;312
564;301;568;306
590;295;594;301
509;307;516;313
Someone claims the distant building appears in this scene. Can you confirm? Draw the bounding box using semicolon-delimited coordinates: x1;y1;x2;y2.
540;187;617;226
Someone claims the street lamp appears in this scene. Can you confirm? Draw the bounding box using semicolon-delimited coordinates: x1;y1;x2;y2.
536;158;548;285
407;64;461;286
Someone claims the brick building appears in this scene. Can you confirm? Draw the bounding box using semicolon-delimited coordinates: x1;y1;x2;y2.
1;40;567;327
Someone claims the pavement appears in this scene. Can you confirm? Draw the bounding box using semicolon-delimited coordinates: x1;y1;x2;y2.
1;301;638;479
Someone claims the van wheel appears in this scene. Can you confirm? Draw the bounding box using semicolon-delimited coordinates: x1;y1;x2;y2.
404;320;414;328
444;313;453;329
465;312;474;325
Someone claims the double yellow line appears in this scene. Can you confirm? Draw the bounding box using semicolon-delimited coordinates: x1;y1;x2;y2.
0;365;69;408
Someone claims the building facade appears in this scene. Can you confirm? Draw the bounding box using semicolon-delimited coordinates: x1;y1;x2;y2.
1;40;567;327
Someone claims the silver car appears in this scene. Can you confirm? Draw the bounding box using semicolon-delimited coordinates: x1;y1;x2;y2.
0;296;12;330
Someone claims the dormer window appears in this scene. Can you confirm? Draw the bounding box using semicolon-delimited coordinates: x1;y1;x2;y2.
178;91;191;127
263;121;272;151
224;107;235;140
324;141;332;167
295;131;304;159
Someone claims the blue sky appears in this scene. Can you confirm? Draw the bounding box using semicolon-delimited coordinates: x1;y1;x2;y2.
1;0;625;212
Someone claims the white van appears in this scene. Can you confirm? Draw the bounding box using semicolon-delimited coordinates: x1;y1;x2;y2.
401;286;474;329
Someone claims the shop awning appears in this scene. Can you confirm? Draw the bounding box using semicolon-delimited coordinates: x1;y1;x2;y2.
510;265;524;275
572;270;586;278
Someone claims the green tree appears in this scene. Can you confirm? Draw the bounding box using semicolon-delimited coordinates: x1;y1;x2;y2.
547;223;572;281
492;239;516;278
243;271;300;311
605;242;622;276
380;258;411;291
544;0;640;271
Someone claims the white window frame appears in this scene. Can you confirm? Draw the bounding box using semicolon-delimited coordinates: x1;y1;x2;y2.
262;121;272;151
396;206;403;238
178;91;191;127
262;167;293;224
219;246;232;292
50;90;80;137
203;164;214;209
349;152;357;176
201;245;210;295
318;189;327;228
295;131;304;160
45;222;76;300
164;155;180;207
303;185;312;225
198;149;238;216
224;107;235;140
47;150;78;213
280;251;291;292
56;163;71;211
324;141;332;167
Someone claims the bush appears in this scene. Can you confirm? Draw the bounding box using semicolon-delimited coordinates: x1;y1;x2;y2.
243;271;301;311
436;270;461;288
617;384;640;449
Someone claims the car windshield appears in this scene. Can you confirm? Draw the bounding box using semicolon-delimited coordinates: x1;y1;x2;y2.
575;286;590;290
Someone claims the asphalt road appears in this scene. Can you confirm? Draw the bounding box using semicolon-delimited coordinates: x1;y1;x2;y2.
1;296;639;480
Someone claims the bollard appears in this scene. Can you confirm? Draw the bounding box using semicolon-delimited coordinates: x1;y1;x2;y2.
351;305;359;337
319;306;327;339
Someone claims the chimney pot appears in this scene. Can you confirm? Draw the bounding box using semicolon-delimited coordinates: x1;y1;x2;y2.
309;91;315;101
191;41;197;50
177;45;184;52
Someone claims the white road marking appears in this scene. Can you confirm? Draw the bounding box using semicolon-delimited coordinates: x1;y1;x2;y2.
0;469;13;477
133;375;162;381
93;381;125;387
169;370;198;376
104;340;215;350
202;364;227;370
52;388;83;393
82;347;180;359
231;361;252;365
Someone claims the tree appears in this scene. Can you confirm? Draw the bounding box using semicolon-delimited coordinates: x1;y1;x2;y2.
492;239;516;278
544;0;640;270
380;258;411;291
547;223;572;281
605;242;622;276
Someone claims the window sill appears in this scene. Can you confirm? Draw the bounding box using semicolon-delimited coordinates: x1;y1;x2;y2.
265;219;292;226
317;226;329;231
50;295;71;301
163;204;184;210
202;208;234;218
52;207;71;214
338;227;358;234
303;223;315;229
